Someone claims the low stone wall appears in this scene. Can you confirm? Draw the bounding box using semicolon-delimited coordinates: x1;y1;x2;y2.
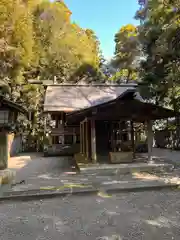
74;153;88;164
109;152;133;163
0;169;16;195
75;152;134;165
44;144;80;157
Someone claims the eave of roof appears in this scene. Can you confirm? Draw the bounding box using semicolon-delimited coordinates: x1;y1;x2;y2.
67;88;137;117
0;95;28;115
66;98;180;124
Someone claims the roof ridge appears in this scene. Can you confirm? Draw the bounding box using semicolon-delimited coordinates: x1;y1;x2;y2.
47;84;138;87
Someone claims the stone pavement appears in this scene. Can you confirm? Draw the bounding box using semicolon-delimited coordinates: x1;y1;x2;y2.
0;191;180;239
1;163;179;200
8;153;71;182
152;148;180;166
0;153;72;195
7;153;70;187
1;172;179;202
1;149;179;199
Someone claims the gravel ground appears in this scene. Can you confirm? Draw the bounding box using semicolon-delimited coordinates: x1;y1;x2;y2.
0;190;180;239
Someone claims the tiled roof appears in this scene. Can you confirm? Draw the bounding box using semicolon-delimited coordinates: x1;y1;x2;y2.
44;84;143;112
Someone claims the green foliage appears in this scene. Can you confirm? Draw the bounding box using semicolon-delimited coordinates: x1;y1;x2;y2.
134;0;180;148
111;24;140;82
136;0;180;108
0;0;101;151
110;0;180;149
30;0;101;81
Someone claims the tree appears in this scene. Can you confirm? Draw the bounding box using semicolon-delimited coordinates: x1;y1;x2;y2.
135;0;180;148
136;0;180;105
30;1;101;82
111;24;140;83
0;0;35;98
0;0;102;151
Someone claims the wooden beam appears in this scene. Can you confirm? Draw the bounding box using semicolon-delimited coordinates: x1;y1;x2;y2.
27;79;43;84
81;118;88;123
27;82;140;87
90;116;137;122
68;99;178;125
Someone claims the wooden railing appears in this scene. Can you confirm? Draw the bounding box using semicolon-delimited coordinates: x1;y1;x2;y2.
51;126;80;136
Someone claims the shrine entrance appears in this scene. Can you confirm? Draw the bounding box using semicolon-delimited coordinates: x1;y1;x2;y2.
96;121;111;163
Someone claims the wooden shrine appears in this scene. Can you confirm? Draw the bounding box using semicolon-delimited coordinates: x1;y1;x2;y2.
43;84;179;163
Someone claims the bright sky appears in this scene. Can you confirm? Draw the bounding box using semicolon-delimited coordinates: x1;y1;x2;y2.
65;0;139;60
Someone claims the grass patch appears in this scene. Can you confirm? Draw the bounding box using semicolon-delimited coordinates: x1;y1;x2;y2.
40;183;92;191
97;191;112;198
1;175;13;185
0;170;15;185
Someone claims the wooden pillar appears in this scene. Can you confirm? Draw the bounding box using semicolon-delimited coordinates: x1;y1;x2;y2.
0;132;8;170
111;122;115;152
80;122;82;153
60;112;64;145
73;128;76;144
83;121;86;154
91;119;97;163
82;122;85;154
130;121;135;159
73;134;76;144
146;120;153;162
86;120;89;160
55;115;58;128
43;114;47;148
7;133;14;161
85;121;87;155
128;121;131;141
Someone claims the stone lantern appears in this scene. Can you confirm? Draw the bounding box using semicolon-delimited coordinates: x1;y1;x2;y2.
0;95;28;170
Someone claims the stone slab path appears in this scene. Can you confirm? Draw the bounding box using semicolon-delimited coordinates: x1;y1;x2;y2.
6;153;72;191
152;148;180;165
2;148;180;195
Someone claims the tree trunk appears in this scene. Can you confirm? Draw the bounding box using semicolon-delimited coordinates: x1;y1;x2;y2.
172;96;179;149
126;69;131;83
